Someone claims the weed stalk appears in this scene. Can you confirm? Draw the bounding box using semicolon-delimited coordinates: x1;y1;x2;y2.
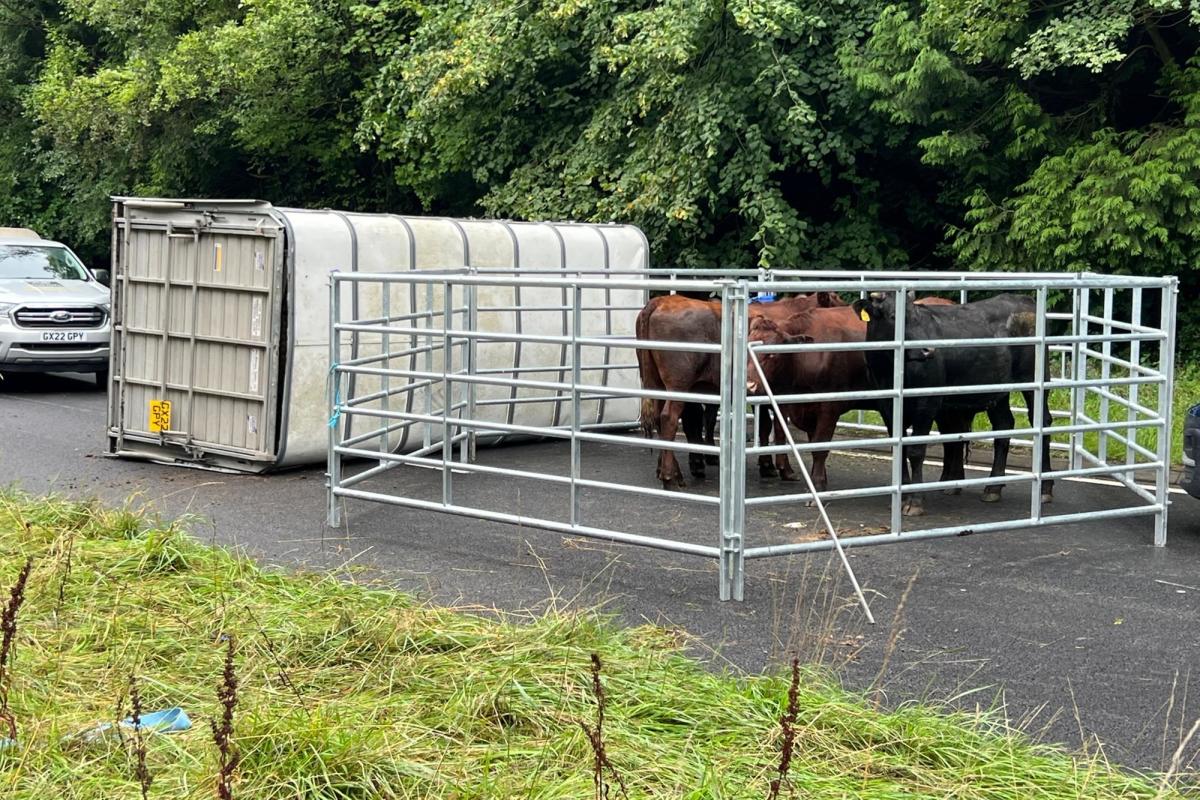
579;653;626;800
767;657;801;800
211;635;240;800
129;674;152;800
0;557;33;741
56;534;75;615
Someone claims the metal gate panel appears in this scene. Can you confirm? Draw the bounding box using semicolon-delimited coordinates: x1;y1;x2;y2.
327;270;1178;602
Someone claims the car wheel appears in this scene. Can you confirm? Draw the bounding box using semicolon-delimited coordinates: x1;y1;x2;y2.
95;369;109;389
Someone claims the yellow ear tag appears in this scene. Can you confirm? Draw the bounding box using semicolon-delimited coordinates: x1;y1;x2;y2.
859;309;871;322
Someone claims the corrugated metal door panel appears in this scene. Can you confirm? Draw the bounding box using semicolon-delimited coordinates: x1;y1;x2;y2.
113;220;280;461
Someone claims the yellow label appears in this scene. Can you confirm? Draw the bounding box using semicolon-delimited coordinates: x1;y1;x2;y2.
149;400;172;433
859;309;871;322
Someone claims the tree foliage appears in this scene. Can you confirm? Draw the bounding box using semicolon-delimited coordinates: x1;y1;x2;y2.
0;0;1196;340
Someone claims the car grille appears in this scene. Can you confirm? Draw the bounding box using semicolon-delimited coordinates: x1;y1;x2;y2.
13;306;105;329
18;343;105;352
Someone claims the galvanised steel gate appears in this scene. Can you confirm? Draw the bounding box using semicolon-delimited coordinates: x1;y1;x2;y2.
326;270;1178;602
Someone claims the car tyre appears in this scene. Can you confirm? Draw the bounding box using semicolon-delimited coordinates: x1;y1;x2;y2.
95;368;109;389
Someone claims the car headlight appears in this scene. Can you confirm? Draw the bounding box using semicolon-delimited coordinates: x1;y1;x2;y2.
0;302;14;315
100;302;111;313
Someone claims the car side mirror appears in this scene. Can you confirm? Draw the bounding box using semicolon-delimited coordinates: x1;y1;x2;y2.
93;268;111;286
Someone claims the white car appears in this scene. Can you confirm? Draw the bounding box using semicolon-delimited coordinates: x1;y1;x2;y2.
0;228;111;386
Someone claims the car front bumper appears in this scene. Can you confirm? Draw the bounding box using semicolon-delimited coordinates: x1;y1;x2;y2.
0;315;110;374
1182;405;1200;499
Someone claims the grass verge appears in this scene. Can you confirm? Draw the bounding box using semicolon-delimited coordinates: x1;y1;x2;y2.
0;490;1193;798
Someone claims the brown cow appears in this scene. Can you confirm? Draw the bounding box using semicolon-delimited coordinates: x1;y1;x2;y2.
745;307;875;494
747;296;987;497
636;292;837;489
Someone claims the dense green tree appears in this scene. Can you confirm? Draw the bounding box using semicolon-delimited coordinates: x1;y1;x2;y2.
7;0;414;262
0;0;1196;346
358;0;938;268
847;0;1200;334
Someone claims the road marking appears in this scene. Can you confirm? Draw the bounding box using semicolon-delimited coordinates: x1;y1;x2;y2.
0;393;94;413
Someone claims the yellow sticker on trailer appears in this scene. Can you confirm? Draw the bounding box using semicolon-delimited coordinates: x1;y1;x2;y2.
149;399;171;433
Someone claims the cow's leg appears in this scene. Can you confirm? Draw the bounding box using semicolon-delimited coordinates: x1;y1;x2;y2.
903;414;935;516
802;407;838;506
704;404;719;465
937;410;968;495
981;403;1014;503
681;403;707;479
777;406;801;482
758;408;779;478
656;400;687;490
1024;389;1055;503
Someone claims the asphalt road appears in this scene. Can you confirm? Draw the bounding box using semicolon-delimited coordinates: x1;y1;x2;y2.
2;371;1198;775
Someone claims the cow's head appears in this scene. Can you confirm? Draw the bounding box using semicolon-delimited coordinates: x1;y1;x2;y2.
745;316;812;395
850;292;936;360
850;290;921;324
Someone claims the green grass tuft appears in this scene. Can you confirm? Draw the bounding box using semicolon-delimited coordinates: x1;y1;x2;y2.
0;490;1193;798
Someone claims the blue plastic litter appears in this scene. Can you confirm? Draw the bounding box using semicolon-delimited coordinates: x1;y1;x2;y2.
67;706;192;745
750;292;776;304
123;707;192;733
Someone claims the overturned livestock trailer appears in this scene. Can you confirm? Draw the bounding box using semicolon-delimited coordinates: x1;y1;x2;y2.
105;198;649;471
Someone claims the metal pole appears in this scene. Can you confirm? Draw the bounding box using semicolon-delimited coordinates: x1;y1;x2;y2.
441;281;454;506
1070;281;1089;470
1153;279;1178;546
570;284;583;526
748;346;875;623
1031;286;1048;521
464;272;478;464
423;282;435;451
890;288;907;532
327;272;343;528
718;280;748;601
1126;287;1142;482
1099;287;1113;462
380;277;391;467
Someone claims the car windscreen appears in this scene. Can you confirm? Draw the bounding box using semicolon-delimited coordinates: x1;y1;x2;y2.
0;244;89;281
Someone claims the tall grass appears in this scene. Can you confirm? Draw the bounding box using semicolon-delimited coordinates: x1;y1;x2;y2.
0;490;1193;798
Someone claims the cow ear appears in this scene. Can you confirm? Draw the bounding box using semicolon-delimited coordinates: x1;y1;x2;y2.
851;298;870;323
906;290;916;302
817;291;834;307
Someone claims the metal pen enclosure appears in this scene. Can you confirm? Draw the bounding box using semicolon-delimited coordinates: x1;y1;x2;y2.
106;198;649;471
326;270;1178;602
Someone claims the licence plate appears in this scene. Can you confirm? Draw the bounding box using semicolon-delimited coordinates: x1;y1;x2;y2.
41;331;86;342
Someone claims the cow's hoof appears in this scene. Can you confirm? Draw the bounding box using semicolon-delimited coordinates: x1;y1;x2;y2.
689;458;707;479
902;501;925;517
705;454;719;466
1041;491;1054;505
943;487;962;496
689;468;706;480
981;490;1002;503
760;463;779;479
661;476;687;491
779;470;800;483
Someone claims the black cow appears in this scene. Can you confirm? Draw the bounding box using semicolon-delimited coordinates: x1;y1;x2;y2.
849;292;1055;516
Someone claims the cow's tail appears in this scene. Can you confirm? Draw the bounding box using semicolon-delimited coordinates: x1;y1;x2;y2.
640;398;657;437
635;298;662;438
